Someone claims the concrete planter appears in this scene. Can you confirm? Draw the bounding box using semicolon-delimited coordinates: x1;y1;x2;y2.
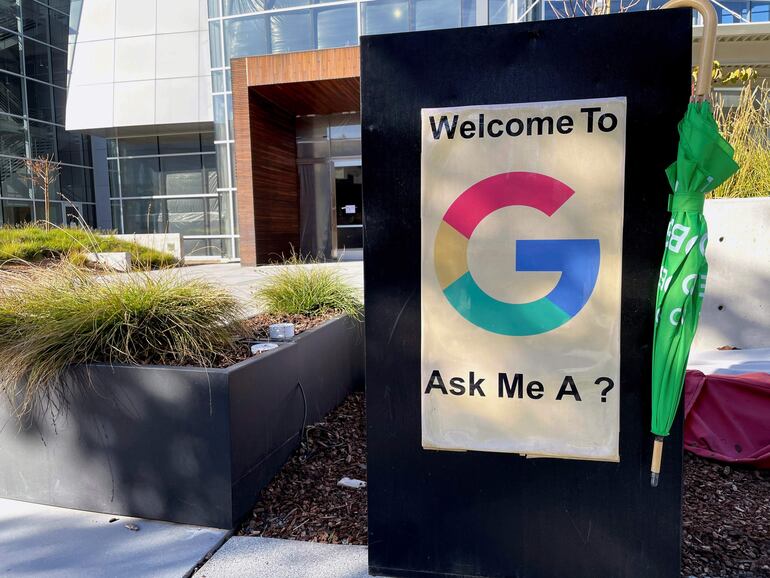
0;315;364;529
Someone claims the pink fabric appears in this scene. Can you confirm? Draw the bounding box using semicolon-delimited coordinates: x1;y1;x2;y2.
684;370;770;469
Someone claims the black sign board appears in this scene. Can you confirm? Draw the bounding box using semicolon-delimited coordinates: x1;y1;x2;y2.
362;10;690;578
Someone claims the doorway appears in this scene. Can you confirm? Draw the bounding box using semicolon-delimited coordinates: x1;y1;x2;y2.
333;160;362;260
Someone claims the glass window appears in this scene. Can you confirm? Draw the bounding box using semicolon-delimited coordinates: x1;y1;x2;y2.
0;1;18;31
0;73;23;116
160;154;204;196
58;164;88;203
183;237;228;258
53;86;65;124
208;0;221;17
0;113;26;156
751;0;769;20
270;11;312;53
209;20;223;68
213;94;228;140
329;115;361;139
118;135;159;157
363;0;409;35
716;1;749;21
224;15;269;62
48;0;70;11
158;133;201;155
118;157;161;197
224;0;268;15
215;143;230;188
26;79;54;122
56;127;84;166
34;200;62;223
267;0;309;8
0;32;20;74
316;5;357;49
211;69;225;93
50;47;66;87
24;38;50;83
107;158;120;195
414;0;462;30
201;132;215;152
106;138;118;158
203;153;218;193
48;7;67;49
22;0;49;44
29;119;57;158
1;199;34;225
461;0;475;25
0;156;30;199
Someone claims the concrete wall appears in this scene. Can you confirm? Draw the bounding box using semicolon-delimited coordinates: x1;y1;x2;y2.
66;0;213;132
693;197;770;351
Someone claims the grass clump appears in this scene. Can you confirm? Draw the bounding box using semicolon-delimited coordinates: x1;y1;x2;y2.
254;260;362;319
712;82;770;198
0;264;243;415
0;224;176;269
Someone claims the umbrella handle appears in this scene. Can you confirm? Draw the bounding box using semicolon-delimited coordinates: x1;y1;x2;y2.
650;436;665;487
663;0;717;100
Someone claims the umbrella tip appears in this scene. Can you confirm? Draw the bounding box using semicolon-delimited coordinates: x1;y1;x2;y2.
650;472;660;487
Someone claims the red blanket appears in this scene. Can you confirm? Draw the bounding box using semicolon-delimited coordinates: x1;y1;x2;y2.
684;370;770;469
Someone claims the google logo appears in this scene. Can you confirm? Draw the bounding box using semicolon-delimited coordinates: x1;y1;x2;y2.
434;172;600;336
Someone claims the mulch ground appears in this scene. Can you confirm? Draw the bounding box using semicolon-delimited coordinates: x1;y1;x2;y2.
239;391;367;544
683;452;770;577
240;393;770;577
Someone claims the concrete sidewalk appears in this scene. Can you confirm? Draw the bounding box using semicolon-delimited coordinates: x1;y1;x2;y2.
196;536;369;578
0;498;228;577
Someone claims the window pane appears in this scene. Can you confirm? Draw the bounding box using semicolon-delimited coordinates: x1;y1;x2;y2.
0;113;26;156
118;135;158;157
201;132;215;152
0;73;23;116
215;143;230;188
26;79;54;122
22;0;49;44
203;153;218;193
34;200;62;223
0;31;20;74
48;7;68;49
751;0;769;20
53;86;65;124
271;11;312;53
0;1;18;31
24;38;50;83
29;119;56;158
158;133;201;155
107;158;119;195
183;237;228;258
329;115;361;139
211;69;225;93
209;20;223;67
119;157;161;197
56;127;84;166
0;156;30;199
414;0;462;30
316;5;358;49
224;0;267;15
160;154;203;196
213;94;227;140
58;164;88;203
1;199;34;225
363;0;409;35
716;1;749;21
50;47;66;86
208;0;221;17
224;15;269;62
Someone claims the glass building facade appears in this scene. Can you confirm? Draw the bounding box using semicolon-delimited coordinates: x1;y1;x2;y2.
0;0;95;227
205;0;768;260
106;131;233;258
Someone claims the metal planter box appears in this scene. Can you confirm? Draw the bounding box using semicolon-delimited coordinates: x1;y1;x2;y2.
0;315;363;529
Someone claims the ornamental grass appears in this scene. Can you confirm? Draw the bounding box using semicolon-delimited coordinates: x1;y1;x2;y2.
0;264;244;415
254;258;363;319
0;224;176;269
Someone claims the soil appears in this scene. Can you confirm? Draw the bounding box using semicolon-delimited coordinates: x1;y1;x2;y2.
240;392;770;577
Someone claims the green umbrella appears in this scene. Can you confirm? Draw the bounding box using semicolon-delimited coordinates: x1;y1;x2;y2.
649;99;739;487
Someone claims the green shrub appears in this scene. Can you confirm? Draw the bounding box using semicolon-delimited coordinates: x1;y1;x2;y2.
0;224;176;269
0;264;244;415
254;262;363;319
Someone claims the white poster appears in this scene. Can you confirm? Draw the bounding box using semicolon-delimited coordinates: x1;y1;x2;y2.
421;98;626;461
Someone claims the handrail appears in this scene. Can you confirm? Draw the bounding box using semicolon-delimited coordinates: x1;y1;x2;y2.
663;0;718;99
